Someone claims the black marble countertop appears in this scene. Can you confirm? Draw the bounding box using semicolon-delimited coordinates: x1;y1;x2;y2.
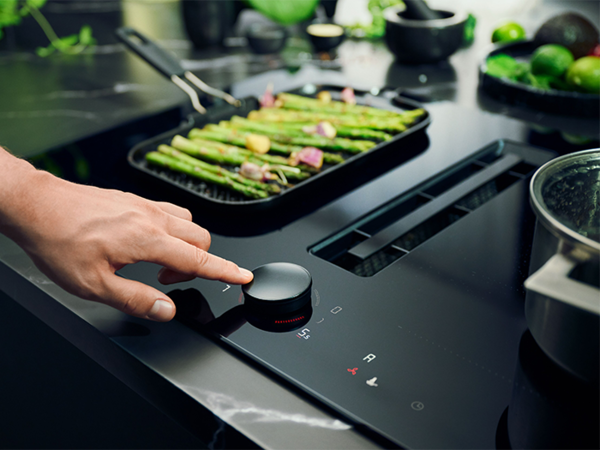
1;0;598;158
0;0;598;448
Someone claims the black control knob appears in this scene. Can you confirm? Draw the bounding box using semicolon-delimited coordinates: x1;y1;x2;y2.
242;262;312;315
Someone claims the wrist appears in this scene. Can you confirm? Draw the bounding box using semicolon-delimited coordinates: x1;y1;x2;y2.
0;148;59;242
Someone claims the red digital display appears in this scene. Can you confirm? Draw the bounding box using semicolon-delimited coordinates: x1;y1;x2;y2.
275;316;305;324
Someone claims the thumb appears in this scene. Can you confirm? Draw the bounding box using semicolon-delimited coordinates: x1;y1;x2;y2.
101;274;176;322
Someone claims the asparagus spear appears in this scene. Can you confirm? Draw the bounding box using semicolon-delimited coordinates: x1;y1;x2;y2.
248;108;413;133
157;145;280;194
186;133;287;165
171;135;311;181
200;124;346;165
145;152;269;199
226;115;393;142
193;123;374;154
185;133;319;174
277;92;405;119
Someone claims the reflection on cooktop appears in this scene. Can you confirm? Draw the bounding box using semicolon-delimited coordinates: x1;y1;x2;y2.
506;331;599;450
172;288;313;335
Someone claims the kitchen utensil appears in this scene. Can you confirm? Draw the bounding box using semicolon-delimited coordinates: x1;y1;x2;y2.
115;27;241;114
524;149;600;384
383;5;467;64
402;0;443;21
246;23;287;54
306;23;346;53
181;0;238;49
479;40;600;117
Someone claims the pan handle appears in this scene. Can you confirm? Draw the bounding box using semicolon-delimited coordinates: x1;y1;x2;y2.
524;252;599;314
116;26;206;114
115;27;185;79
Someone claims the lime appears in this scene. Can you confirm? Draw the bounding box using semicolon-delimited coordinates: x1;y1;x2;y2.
492;22;527;43
566;56;600;93
530;44;574;77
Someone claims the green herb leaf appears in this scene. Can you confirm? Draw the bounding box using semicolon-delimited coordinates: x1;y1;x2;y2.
78;24;93;45
35;45;54;56
462;13;476;47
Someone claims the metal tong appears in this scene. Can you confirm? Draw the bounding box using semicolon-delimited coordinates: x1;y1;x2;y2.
115;27;241;114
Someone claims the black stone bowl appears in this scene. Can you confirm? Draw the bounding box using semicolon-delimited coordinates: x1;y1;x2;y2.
383;5;467;64
479;40;600;117
306;23;346;53
246;23;287;55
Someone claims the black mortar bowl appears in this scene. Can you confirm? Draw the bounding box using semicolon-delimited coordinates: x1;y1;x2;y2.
383;5;467;64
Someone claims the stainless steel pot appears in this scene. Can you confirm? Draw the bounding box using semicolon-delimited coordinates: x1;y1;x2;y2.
525;149;600;384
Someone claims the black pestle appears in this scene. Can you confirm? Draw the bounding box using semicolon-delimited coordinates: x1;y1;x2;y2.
402;0;443;20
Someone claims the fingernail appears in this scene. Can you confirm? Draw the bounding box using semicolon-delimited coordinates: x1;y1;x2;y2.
148;299;174;321
239;268;254;280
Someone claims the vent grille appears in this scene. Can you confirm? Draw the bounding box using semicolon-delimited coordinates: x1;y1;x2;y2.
311;148;538;277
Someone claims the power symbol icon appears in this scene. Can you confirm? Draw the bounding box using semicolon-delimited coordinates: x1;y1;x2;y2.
411;401;425;411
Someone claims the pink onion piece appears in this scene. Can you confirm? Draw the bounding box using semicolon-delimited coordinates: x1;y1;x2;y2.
297;147;324;169
340;87;356;105
259;82;275;108
240;162;273;181
302;121;336;138
316;121;336;138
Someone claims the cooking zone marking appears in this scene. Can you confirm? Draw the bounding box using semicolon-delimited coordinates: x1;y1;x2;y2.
398;326;512;384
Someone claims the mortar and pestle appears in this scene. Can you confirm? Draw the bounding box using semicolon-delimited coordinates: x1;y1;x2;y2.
384;0;467;64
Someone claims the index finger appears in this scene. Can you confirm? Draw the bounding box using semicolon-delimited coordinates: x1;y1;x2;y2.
150;235;253;285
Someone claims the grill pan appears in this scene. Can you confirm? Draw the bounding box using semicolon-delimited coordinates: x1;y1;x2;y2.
119;28;431;215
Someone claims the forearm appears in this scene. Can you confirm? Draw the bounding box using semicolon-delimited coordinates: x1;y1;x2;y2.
0;145;252;321
0;146;56;247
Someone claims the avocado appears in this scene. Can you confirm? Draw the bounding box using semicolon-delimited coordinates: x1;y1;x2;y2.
534;13;599;59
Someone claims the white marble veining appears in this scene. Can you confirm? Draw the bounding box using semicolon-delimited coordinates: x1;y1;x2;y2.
185;386;351;431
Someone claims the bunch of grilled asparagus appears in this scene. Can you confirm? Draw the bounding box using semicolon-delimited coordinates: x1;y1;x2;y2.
145;91;425;199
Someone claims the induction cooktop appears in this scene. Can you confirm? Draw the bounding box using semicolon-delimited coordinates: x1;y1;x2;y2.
119;140;586;449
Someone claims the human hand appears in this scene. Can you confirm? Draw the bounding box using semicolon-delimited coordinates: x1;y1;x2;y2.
0;153;253;321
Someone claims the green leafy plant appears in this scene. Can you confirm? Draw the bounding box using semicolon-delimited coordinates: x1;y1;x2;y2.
0;0;95;56
347;0;404;39
247;0;320;25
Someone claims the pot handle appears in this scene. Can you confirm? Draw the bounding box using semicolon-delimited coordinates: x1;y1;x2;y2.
524;253;599;315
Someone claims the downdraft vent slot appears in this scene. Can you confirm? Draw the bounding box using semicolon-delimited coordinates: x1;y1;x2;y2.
311;149;540;277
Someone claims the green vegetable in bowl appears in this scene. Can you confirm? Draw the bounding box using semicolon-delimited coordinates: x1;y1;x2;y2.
484;53;528;80
530;44;574;77
484;53;572;91
566;56;600;93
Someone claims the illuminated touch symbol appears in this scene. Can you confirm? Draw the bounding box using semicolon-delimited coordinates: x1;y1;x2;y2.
330;306;342;314
363;353;376;363
222;284;231;292
366;377;378;387
411;401;425;411
296;328;310;340
347;368;358;375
